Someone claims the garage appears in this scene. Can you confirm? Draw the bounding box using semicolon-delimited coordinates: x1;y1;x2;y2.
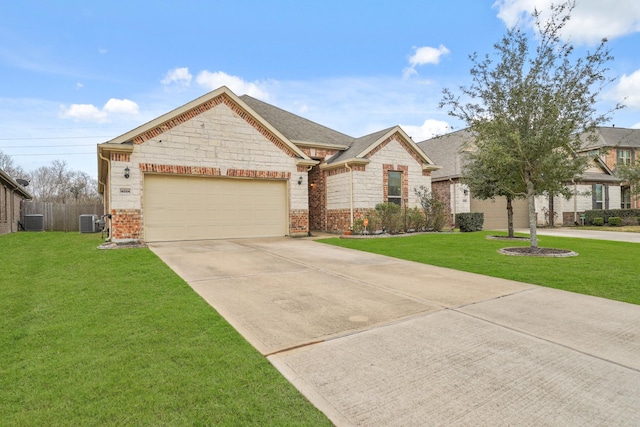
470;197;529;230
144;175;287;242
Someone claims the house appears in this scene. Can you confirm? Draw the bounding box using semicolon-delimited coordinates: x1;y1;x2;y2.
418;128;622;228
417;129;530;230
97;86;439;242
0;168;32;235
578;126;640;209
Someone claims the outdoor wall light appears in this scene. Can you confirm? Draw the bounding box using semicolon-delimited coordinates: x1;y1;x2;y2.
297;176;303;185
124;166;130;179
463;188;469;196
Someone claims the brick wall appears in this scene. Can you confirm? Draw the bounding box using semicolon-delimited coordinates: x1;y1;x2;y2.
326;208;371;233
308;164;326;231
431;180;453;223
110;209;142;241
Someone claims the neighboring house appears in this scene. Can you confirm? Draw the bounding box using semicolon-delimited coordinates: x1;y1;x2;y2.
97;86;439;242
418;128;621;228
417;129;530;230
578;126;640;209
0;168;32;235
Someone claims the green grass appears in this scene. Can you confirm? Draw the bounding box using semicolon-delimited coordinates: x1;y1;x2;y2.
322;231;640;305
0;232;330;427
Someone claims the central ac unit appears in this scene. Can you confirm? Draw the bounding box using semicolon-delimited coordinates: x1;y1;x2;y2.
79;214;99;233
24;214;44;231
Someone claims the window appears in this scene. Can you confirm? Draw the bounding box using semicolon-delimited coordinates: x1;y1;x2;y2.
387;171;402;205
594;184;603;210
618;149;631;166
622;186;631;209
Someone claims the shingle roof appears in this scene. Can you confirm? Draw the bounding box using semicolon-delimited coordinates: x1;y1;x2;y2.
580;127;640;151
416;129;475;180
239;95;354;147
327;127;395;164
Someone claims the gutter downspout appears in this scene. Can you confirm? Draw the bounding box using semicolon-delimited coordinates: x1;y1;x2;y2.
449;178;456;225
572;179;577;223
98;150;111;239
345;163;354;230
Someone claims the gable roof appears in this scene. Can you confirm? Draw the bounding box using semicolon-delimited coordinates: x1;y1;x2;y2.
419;127;620;184
323;126;439;170
101;87;313;160
416;129;475;181
239;95;353;149
580;127;640;151
0;168;32;199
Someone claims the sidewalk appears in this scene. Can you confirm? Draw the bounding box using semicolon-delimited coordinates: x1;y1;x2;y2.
517;227;640;243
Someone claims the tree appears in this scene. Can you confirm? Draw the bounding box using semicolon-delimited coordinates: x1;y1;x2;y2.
617;160;640;206
29;160;100;203
461;137;526;237
440;0;622;249
0;150;27;180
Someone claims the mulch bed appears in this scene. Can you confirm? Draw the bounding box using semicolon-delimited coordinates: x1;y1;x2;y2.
498;247;578;257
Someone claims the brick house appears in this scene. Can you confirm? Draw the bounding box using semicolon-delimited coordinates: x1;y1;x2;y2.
578;127;640;209
418;128;621;229
417;129;530;230
97;86;439;242
0;168;32;235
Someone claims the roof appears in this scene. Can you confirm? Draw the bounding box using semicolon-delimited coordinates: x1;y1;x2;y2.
416;129;475;180
0;168;32;199
580;127;640;151
327;127;393;164
239;95;354;148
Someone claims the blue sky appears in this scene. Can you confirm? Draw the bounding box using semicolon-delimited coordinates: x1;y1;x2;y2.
1;0;639;179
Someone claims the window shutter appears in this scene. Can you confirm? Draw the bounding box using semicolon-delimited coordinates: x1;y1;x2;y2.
605;185;609;209
592;184;596;209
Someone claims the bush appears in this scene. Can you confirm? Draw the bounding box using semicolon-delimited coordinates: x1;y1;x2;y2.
455;212;484;232
593;217;604;226
608;217;622;226
584;209;640;225
373;202;402;233
405;207;426;232
414;186;447;231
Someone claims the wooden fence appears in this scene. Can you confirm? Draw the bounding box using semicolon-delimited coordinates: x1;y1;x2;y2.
21;201;104;232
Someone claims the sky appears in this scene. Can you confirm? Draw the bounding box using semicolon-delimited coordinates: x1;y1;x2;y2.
1;0;640;179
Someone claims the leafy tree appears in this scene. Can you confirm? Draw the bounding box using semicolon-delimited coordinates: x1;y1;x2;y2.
461;137;525;237
617;160;640;206
440;1;622;249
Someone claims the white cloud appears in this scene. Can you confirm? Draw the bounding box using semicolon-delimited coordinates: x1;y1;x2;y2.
103;98;140;115
607;69;640;109
161;67;193;87
404;45;450;78
98;48;107;54
196;70;270;99
59;98;139;122
493;0;640;45
76;82;84;90
400;119;453;142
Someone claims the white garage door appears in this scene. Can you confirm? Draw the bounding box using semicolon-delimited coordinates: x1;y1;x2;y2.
144;175;287;242
470;197;529;230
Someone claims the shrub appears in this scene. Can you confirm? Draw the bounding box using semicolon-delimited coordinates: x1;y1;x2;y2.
414;186;447;231
593;217;604;226
584;209;640;225
405;207;426;231
455;212;484;232
373;202;402;233
608;217;622;226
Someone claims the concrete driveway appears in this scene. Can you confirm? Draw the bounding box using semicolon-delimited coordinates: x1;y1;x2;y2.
150;237;640;426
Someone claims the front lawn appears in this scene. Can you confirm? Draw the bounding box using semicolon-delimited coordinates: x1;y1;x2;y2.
322;231;640;305
0;232;330;426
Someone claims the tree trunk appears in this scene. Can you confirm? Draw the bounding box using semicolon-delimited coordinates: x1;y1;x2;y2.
548;194;555;227
506;196;515;238
526;178;538;249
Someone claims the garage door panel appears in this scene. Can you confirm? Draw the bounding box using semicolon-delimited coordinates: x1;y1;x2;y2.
469;197;529;230
144;175;287;242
